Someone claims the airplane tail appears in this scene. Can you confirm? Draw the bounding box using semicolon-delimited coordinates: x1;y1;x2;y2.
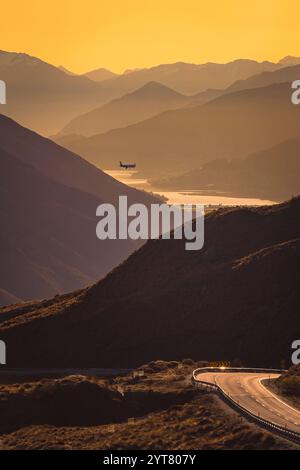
119;161;122;166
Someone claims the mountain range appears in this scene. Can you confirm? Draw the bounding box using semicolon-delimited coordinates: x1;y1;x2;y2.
151;137;300;201
0;197;299;367
1;50;300;308
227;63;300;93
60;81;300;176
1;51;296;135
93;59;285;96
0;51;107;134
57;81;190;137
56;60;300;142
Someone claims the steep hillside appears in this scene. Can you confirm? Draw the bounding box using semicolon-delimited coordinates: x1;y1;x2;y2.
0;149;134;303
0;198;299;367
0;50;290;136
185;63;300;108
83;68;119;82
279;56;300;66
0;114;156;206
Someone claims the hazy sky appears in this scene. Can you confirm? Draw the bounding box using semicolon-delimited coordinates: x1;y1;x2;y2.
1;0;299;73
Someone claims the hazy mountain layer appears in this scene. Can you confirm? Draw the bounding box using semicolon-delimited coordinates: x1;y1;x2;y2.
97;59;283;96
151;137;300;201
0;51;292;135
0;51;107;134
62;82;300;176
58;81;190;137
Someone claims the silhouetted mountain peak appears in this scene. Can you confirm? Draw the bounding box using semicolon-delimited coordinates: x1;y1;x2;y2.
279;56;300;66
58;81;188;136
133;81;185;98
228;58;273;65
0;50;107;134
0;50;44;67
83;67;118;82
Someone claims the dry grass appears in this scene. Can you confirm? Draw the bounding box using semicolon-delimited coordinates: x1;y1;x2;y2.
0;360;298;450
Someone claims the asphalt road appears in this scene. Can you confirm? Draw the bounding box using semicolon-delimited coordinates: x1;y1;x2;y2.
195;371;300;434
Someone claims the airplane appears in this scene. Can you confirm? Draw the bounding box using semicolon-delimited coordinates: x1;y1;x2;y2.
119;161;136;170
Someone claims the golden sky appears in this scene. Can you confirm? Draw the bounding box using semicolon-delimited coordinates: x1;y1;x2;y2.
1;0;299;73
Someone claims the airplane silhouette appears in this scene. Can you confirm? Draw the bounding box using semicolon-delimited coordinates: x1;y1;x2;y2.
119;161;136;170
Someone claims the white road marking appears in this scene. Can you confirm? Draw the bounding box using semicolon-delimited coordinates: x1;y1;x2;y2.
195;371;300;434
259;378;300;415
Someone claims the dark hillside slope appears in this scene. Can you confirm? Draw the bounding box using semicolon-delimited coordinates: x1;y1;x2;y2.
0;114;156;207
0;150;134;302
59;81;189;137
0;115;158;304
1;198;299;367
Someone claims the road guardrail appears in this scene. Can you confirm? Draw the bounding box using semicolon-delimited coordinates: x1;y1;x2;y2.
192;367;300;445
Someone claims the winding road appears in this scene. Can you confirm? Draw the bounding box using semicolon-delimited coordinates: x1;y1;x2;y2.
194;371;300;434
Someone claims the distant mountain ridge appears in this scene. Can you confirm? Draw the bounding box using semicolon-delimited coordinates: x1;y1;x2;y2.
0;50;295;135
0;50;107;134
57;61;300;143
57;81;190;137
61;82;300;176
227;63;300;93
279;56;300;66
96;59;283;96
83;67;119;82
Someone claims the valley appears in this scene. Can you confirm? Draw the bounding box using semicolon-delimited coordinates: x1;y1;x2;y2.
0;33;299;454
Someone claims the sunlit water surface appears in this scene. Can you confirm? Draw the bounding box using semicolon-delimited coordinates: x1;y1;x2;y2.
105;170;276;207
